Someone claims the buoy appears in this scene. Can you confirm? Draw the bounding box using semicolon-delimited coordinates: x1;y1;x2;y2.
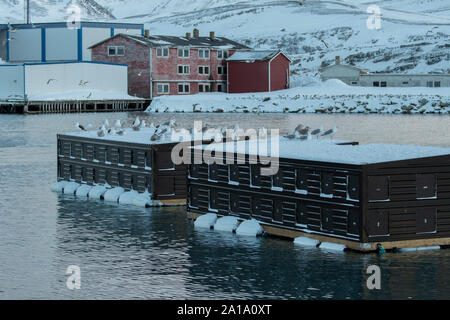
235;219;264;236
194;213;217;229
294;237;320;247
214;216;240;232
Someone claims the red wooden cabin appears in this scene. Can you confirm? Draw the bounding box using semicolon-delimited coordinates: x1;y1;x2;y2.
227;50;291;93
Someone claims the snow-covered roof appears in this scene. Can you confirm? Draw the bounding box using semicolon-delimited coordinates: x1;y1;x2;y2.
63;127;195;145
193;138;450;165
89;34;250;50
226;50;287;62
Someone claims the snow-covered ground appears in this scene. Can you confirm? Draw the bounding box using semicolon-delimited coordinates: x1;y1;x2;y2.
147;79;450;114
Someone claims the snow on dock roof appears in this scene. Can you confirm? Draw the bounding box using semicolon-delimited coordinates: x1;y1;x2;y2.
194;138;450;165
63;127;189;145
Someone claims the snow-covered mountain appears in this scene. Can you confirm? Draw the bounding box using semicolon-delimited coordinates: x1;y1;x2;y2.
1;0;449;85
0;0;114;22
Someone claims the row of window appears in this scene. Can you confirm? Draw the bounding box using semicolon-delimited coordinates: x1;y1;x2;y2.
156;83;226;94
177;65;227;75
370;81;442;87
108;46;229;59
156;48;229;59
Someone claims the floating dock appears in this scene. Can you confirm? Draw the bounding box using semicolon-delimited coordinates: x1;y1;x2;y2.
187;138;450;252
55;128;211;206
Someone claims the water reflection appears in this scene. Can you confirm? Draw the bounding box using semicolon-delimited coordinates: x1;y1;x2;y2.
51;196;450;300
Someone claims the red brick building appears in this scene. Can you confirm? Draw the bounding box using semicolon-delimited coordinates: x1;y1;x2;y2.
89;30;250;99
227;50;291;93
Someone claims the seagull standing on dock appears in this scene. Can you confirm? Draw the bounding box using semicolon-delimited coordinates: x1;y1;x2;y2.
140;120;146;129
97;125;106;137
311;125;323;139
104;119;110;129
114;119;122;129
75;122;87;131
132;116;141;131
295;126;310;139
322;126;337;139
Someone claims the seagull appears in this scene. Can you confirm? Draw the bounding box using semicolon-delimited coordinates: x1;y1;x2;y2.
322;126;337;138
97;125;106;137
295;126;310;136
132;116;141;131
47;79;57;85
75;122;87;131
104;119;110;128
114;119;122;129
311;125;323;138
294;124;303;132
86;92;92;99
79;80;89;87
140;119;146;128
284;134;296;139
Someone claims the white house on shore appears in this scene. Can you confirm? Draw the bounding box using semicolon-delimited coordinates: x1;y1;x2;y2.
0;21;147;113
320;56;450;87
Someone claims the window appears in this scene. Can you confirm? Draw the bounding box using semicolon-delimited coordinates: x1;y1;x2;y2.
218;50;228;59
199;83;210;92
198;49;210;59
157;83;170;94
178;65;190;74
434;81;441;87
373;81;380;87
178;48;189;58
156;47;169;57
198;66;210;75
217;65;227;75
351;81;358;85
402;81;409;85
427;81;433;87
178;83;190;94
108;46;125;56
380;81;387;87
217;83;225;92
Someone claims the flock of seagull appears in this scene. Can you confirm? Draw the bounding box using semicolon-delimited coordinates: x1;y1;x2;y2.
284;124;337;140
75;118;337;142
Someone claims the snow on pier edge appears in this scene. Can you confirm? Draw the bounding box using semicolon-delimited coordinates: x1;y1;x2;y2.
147;80;450;114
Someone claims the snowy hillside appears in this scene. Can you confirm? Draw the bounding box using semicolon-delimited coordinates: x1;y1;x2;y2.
0;0;114;22
1;0;449;84
121;0;450;84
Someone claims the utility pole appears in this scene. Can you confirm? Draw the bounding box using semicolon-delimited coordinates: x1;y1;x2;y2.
26;0;30;24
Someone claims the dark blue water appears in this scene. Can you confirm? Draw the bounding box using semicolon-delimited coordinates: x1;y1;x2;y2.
1;112;450;299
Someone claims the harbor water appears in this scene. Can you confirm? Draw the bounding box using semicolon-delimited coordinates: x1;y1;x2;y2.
1;112;450;299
